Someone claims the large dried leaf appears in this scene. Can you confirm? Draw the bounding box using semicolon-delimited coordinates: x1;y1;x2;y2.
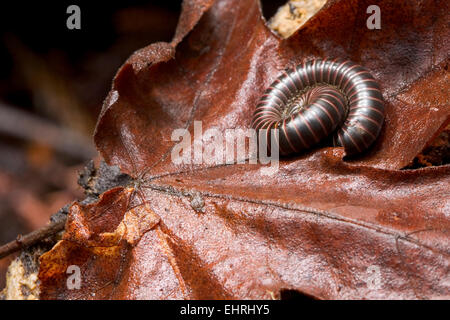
39;0;450;299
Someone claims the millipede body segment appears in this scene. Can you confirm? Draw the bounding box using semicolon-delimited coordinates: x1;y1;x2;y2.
252;59;385;155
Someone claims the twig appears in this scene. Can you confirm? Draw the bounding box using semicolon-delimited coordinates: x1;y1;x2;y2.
0;219;66;260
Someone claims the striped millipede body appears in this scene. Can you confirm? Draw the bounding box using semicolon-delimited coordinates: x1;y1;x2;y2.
251;59;385;155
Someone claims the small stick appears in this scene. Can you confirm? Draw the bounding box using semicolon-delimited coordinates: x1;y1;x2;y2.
0;219;66;260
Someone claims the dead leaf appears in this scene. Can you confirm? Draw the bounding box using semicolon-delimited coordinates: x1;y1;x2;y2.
39;0;450;299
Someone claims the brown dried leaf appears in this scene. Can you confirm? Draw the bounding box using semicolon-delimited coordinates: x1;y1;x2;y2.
39;0;450;299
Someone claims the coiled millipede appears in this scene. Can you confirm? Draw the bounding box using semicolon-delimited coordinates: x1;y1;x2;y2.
251;59;385;156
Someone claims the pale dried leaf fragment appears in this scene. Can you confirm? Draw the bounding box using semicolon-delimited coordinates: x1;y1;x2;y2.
115;202;161;246
268;0;327;38
2;258;39;300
